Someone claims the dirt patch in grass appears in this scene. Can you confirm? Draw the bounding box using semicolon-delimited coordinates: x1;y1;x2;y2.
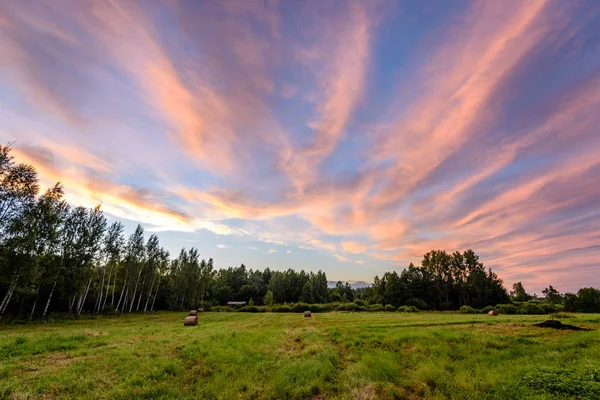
352;383;378;400
534;320;588;331
84;329;108;337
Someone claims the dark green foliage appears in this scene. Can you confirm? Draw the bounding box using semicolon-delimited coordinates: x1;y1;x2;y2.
490;301;564;315
405;298;428;310
511;282;530;301
384;304;396;312
397;305;419;313
542;285;562;304
576;288;600;312
238;306;262;313
459;306;477;313
495;303;518;314
212;306;234;312
368;304;384;312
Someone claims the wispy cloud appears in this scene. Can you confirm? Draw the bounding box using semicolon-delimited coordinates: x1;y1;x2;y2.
1;0;599;291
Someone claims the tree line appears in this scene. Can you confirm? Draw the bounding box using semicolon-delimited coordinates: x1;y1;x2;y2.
1;144;599;319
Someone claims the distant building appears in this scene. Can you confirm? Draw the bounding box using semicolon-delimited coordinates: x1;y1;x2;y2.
227;301;247;307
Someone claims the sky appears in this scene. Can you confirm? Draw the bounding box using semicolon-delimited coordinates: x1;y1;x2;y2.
1;0;599;293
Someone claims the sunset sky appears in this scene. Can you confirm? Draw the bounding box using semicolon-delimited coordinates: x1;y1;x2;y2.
1;0;599;293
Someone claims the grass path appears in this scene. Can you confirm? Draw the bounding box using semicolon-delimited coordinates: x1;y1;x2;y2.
1;312;599;399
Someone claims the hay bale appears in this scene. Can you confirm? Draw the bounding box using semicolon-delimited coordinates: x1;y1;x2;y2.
304;311;312;318
488;310;497;316
189;310;198;316
197;308;204;313
184;316;198;326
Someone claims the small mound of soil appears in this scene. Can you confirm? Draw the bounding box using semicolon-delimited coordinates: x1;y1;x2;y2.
534;320;587;331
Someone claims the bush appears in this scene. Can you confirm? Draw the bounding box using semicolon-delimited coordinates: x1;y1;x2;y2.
518;302;545;315
478;306;495;314
238;306;260;313
354;299;366;307
310;304;334;313
212;306;234;312
384;304;396;312
272;305;291;313
459;306;477;314
397;305;419;313
368;304;384;312
339;303;366;312
340;303;358;312
495;303;518;314
290;303;310;313
540;303;562;314
405;298;427;310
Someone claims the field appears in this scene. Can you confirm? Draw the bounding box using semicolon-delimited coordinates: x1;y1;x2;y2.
1;312;599;399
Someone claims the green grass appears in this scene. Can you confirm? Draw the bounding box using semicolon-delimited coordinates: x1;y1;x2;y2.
1;312;599;399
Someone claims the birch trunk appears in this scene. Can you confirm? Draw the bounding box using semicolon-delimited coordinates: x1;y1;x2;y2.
42;278;58;318
135;274;146;312
121;289;129;313
96;266;107;313
111;266;117;306
144;275;156;312
77;276;93;316
150;280;161;311
128;267;143;313
102;265;113;311
0;275;19;315
30;284;40;320
116;270;128;312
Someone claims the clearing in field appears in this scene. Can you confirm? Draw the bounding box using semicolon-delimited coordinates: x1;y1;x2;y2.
1;312;599;399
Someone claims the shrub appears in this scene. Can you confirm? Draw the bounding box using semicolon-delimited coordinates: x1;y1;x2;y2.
478;306;495;314
339;303;366;312
310;304;334;313
384;304;396;312
212;306;234;312
291;302;310;313
540;303;562;314
397;305;419;313
518;302;545;315
272;305;291;313
354;299;366;307
368;304;384;312
459;306;477;314
405;298;427;310
238;306;259;313
495;303;518;314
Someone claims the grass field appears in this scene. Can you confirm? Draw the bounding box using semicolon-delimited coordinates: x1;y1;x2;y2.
1;312;599;399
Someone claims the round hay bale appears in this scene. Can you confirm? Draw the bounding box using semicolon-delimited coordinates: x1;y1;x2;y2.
304;311;312;318
488;310;497;316
184;316;198;326
197;308;204;313
189;310;198;316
